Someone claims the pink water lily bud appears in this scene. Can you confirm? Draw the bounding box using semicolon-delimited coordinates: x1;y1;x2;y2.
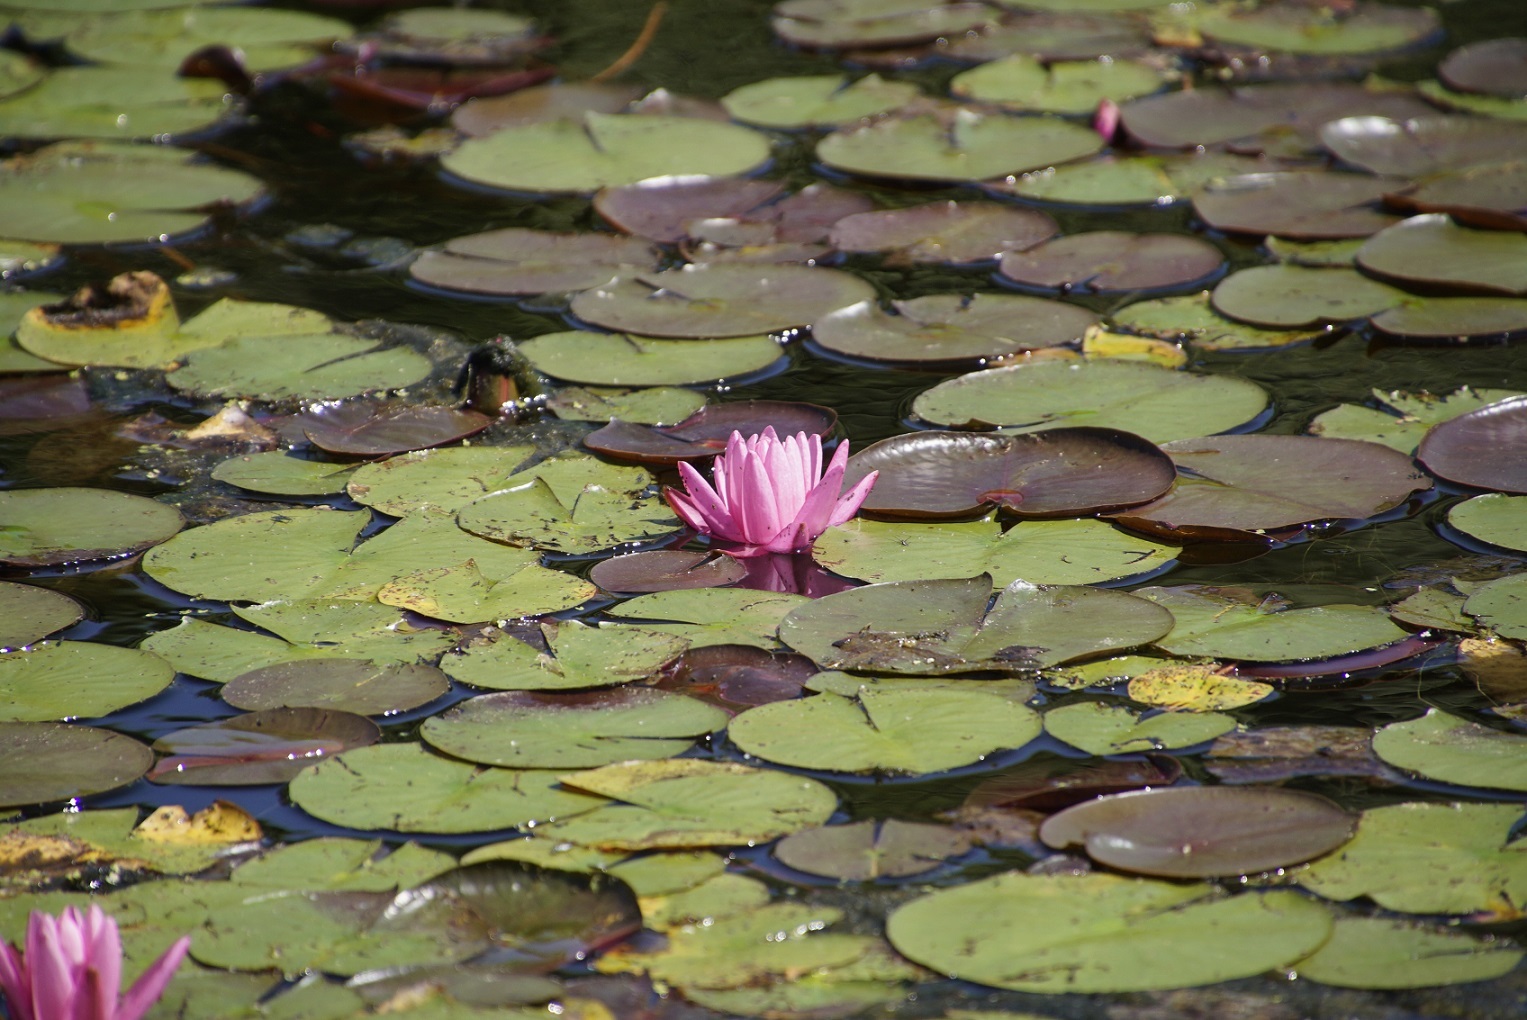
0;905;190;1020
1094;98;1122;143
664;427;878;558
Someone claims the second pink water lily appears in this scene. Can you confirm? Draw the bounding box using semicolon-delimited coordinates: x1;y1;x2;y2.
665;427;878;557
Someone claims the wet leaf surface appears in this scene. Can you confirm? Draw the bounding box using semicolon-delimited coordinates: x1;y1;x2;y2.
0;582;83;648
1418;395;1527;494
0;487;183;567
812;292;1096;366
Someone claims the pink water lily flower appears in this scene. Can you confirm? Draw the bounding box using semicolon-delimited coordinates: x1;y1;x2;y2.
665;427;878;557
0;905;190;1020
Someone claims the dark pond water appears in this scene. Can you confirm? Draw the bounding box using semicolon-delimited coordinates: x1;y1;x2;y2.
4;0;1527;1016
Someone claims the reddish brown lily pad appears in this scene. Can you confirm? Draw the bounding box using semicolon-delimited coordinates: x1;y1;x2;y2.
583;400;837;465
148;707;382;786
1109;434;1431;541
811;293;1097;367
844;427;1177;519
409;228;661;297
1191;171;1403;240
590;550;749;594
1039;786;1357;878
997;232;1225;293
595;178;785;244
1438;38;1527;99
1386;162;1527;232
1320;115;1527;177
451;82;643;135
1417;395;1527;494
828;200;1056;265
961;756;1182;813
302;403;493;456
657;643;818;711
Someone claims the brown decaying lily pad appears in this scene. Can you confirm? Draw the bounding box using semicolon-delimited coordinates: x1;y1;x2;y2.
1320;115;1527;177
655;643;818;711
1120;81;1435;152
1385;161;1527;232
583;400;837;465
1191;171;1403;240
961;756;1182;813
1038;785;1357;878
1438;38;1527;99
408;227;661;296
451;81;643;135
811;293;1097;367
828;200;1057;264
1417;395;1527;495
844;427;1177;520
302;402;493;456
327;64;556;117
1110;434;1431;541
997;232;1225;293
1204;725;1398;786
148;708;382;786
589;550;748;594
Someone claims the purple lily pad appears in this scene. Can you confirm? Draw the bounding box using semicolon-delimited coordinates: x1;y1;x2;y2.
1191;171;1404;240
1417;395;1527;494
1439;38;1527;99
301;402;493;456
589;550;749;594
943;12;1151;63
1385;162;1527;233
828;200;1057;265
596;178;785;243
1120;81;1436;153
0;722;154;808
774;818;972;880
1320;115;1527;177
1236;633;1442;680
0;376;92;436
844;427;1177;519
148;707;382;786
584;399;838;465
409;228;662;297
1110;434;1432;541
997;232;1225;293
811;293;1097;368
451;82;643;135
961;756;1182;813
1040;786;1357;878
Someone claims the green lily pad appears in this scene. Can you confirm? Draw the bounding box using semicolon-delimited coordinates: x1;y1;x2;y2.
1110;291;1327;352
346;445;534;516
774;818;972;880
817;107;1102;183
1299;801;1527;915
570;263;875;339
813;516;1177;587
888;873;1332;993
0;581;83;647
1450;494;1527;552
141;618;345;683
211;453;359;497
147;707;381;786
545;385;706;425
951;54;1167;114
1370;295;1527;340
408;228;661;297
440;621;689;692
1043;701;1237;756
721;74;920;128
518;331;784;386
1195;2;1439;55
0;642;173;721
536;758;838;851
228;838;457;893
0;807;244;879
606;588;808;650
1358;213;1527;295
993;152;1272;206
827;203;1057;266
0;487;183;567
996;231;1226;293
421;688;728;769
441;113;771;194
1417;79;1527;121
1111;434;1431;540
1295;916;1524;989
65;7;353;70
377;558;596;624
1373;708;1527;791
1137;586;1413;663
1211;265;1407;328
457;476;680;555
221;659;450;717
781;575;1175;674
773;1;997;49
911;359;1269;444
165;331;433;402
0;721;154;808
0;67;234;143
288;742;605;834
1308;387;1522;454
727;687;1041;774
812;293;1094;366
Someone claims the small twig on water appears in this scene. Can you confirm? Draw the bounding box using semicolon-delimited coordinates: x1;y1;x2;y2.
589;1;668;83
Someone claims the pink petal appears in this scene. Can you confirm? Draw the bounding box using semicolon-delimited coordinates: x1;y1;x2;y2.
672;461;742;542
28;912;76;1020
734;448;783;545
116;937;189;1020
82;907;119;1020
828;470;879;528
0;939;35;1020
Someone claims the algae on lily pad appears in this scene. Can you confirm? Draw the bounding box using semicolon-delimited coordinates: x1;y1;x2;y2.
1137;586;1412;663
1374;708;1527;791
441;621;689;692
0;581;82;648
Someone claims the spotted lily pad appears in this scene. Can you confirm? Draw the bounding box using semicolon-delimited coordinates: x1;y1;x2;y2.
814;516;1177;587
1136;586;1413;663
911;360;1268;444
440;621;689;691
812;293;1095;366
408;228;661;297
888;872;1332;993
518;331;784;386
1043;701;1237;756
781;575;1175;674
421;688;729;769
0;582;83;648
1417;395;1527;494
211;453;358;497
1111;435;1431;540
0;722;154;808
1039;786;1356;878
0;487;183;567
0;642;173;722
441;113;771;194
997;231;1226;292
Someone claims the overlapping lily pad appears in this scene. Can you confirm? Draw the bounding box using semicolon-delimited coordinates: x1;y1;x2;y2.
781;576;1175;674
1308;386;1522;454
817;107;1103;183
951;54;1167;114
441;113;771;194
607;588;807;650
828;201;1056;265
583;400;835;465
0;582;83;648
1043;701;1237;756
888;873;1332;993
812;293;1094;366
991;152;1271;206
1357;214;1527;295
148;708;381;786
64;6;352;70
519;331;785;386
1110;291;1328;352
0;487;183;567
1210;265;1408;327
1417;395;1527;494
774;819;972;880
457;471;680;555
440;621;688;692
212;453;358;497
222;659;450;717
911;360;1268;443
1373;708;1527;791
1439;37;1527;97
1295;917;1523;989
1321;115;1527;176
0;722;154;808
1136;586;1413;663
1192;171;1403;239
409;228;661;297
721;74;920;128
0;642;173;722
1112;435;1431;540
1449;494;1527;552
997;231;1226;292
